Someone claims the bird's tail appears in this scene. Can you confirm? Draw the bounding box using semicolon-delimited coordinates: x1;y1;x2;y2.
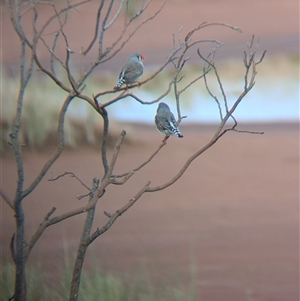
115;76;126;89
173;128;183;138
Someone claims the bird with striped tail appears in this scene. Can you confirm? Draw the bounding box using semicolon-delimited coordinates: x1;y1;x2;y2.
155;102;183;143
114;53;145;90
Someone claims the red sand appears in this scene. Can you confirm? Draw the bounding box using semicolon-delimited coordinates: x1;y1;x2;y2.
1;123;299;300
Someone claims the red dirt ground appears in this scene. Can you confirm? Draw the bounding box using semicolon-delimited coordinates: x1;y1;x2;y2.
1;0;299;300
2;123;299;300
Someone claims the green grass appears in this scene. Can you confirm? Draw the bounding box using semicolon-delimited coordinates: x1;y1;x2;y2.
0;260;198;301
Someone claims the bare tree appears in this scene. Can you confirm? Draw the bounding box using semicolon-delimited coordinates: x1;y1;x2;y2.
2;0;265;300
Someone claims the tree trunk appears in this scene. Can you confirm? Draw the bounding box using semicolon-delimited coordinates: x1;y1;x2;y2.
69;178;99;301
14;200;27;301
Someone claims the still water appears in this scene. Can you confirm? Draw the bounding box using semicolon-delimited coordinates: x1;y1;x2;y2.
70;56;299;124
109;72;298;123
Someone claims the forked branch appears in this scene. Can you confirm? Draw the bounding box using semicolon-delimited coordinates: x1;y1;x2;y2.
85;181;151;246
146;37;266;193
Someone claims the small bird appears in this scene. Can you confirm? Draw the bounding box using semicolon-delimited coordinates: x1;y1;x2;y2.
114;53;145;89
155;102;183;142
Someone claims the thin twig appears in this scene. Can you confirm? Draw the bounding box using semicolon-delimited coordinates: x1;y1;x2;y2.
10;234;16;264
147;37;265;193
94;45;180;101
23;179;103;262
107;130;127;177
49;171;91;192
97;0;166;62
82;0;105;55
85;181;151;245
22;94;76;199
105;0;126;30
198;50;223;120
178;69;209;95
99;0;115;58
110;171;135;185
77;192;92;200
113;142;165;178
50;31;60;76
100;80;174;108
101;107;110;178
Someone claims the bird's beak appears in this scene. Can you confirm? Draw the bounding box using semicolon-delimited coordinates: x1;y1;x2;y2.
141;55;146;60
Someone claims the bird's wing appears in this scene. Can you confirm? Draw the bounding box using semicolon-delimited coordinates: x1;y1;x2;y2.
170;112;178;128
160;115;175;132
123;61;143;80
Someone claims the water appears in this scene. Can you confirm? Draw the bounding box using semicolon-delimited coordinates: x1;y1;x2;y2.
108;77;299;124
70;56;299;124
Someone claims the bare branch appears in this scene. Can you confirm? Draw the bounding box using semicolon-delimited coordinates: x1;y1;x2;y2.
104;0;126;30
146;133;221;193
232;129;265;135
113;142;166;178
98;0;166;61
100;79;174;108
49;171;92;193
198;49;228;117
74;0;166;88
23;207;57;261
32;45;73;93
50;31;60;75
77;192;92;200
23;180;102;262
85;181;151;246
94;39;187;105
5;0;32;48
10;234;16;264
39;33;66;70
19;1;90;92
99;0;115;58
52;6;78;91
10;38;31;200
22;94;76;199
257;50;267;65
171;29;232;122
69;177;100;300
147;37;265;193
185;22;242;44
35;0;92;40
82;0;105;55
39;183;105;229
44;207;57;220
202;62;223;119
5;2;266;299
107;130;127;177
104;211;112;218
110;171;135;185
178;69;209;95
100;107;110;178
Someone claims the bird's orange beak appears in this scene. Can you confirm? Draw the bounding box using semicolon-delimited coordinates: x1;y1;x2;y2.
141;55;146;60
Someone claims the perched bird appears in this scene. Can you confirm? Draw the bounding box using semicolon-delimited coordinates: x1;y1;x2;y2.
114;53;145;89
155;102;183;142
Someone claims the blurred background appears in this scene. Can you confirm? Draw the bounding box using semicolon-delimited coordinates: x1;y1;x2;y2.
1;0;299;300
1;0;299;148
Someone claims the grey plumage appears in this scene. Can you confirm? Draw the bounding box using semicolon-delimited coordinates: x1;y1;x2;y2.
115;53;145;89
155;102;183;139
